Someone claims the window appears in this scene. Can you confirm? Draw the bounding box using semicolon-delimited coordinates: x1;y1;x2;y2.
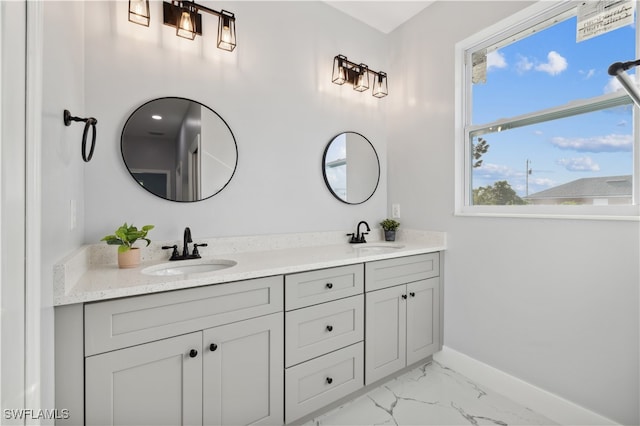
456;1;640;219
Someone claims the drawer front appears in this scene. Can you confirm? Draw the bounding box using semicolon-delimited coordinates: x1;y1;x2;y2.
285;295;363;367
285;264;364;310
84;275;283;356
285;342;363;423
365;253;439;292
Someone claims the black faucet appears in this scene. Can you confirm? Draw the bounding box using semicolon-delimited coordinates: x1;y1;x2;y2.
162;227;208;260
347;220;370;244
183;227;192;258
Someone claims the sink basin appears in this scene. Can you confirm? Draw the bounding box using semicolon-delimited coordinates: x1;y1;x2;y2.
142;259;237;276
353;243;405;254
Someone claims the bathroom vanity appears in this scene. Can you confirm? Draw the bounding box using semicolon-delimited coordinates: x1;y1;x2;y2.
54;232;445;425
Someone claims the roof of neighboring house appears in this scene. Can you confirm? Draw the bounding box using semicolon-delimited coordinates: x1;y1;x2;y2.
525;175;632;199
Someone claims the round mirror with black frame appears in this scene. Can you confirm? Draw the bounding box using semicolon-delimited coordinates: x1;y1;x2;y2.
121;97;238;202
322;132;380;204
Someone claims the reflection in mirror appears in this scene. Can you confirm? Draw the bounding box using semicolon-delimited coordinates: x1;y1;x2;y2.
121;97;238;202
322;132;380;204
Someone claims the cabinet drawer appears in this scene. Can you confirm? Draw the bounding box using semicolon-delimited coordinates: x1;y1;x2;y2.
84;275;283;356
285;342;363;423
285;295;363;367
285;264;363;310
365;253;439;292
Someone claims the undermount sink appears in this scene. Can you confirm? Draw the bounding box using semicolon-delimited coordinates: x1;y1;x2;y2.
353;243;405;254
142;259;237;276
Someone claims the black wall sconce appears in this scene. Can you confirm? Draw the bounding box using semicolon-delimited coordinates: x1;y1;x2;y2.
332;55;388;98
128;0;236;51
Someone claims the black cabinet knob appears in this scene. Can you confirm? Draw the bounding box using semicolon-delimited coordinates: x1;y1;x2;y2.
326;283;333;289
326;377;333;384
410;292;416;297
189;349;198;358
326;325;333;332
209;343;218;352
401;294;407;300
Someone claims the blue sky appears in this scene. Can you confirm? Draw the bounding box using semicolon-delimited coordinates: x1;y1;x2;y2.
471;14;635;197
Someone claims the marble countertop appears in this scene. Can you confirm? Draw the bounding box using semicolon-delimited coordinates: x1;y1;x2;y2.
53;230;445;306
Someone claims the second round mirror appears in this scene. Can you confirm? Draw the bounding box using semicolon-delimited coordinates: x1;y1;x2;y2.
322;132;380;204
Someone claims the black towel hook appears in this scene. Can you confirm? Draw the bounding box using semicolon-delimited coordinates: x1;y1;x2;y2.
64;109;98;162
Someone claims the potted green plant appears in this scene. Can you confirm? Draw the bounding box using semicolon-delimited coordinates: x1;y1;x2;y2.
101;223;154;269
380;218;400;242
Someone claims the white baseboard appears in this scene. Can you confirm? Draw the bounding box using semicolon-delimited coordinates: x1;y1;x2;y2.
434;346;618;426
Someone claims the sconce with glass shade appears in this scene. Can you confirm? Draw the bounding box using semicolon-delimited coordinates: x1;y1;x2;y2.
128;0;236;52
128;0;150;26
331;55;387;98
217;10;236;51
176;3;198;40
372;71;388;98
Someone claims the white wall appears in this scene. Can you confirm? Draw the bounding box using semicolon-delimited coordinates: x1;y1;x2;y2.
81;1;389;243
37;1;87;418
387;2;639;425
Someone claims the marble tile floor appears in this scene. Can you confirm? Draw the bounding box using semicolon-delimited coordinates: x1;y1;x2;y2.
304;361;557;426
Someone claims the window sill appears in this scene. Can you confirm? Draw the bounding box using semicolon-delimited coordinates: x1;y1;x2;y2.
454;205;640;221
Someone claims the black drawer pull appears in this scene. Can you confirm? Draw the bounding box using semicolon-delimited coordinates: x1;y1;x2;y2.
326;283;333;289
410;292;416;297
326;325;333;332
401;294;407;300
209;343;218;352
326;377;333;384
189;349;198;358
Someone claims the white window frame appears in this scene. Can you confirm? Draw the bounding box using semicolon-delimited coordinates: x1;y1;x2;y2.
454;1;640;221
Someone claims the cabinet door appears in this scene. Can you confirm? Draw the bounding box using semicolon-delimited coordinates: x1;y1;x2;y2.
203;313;284;426
85;332;202;426
365;285;407;385
406;278;440;365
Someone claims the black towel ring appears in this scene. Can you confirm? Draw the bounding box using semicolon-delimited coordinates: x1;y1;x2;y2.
64;109;98;162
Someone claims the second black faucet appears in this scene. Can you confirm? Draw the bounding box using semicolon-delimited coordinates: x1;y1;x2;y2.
347;221;370;244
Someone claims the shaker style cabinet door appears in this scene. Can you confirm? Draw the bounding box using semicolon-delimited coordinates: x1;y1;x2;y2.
406;277;440;365
85;332;203;426
202;312;284;426
365;285;407;385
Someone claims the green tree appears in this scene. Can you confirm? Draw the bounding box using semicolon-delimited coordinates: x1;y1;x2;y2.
473;137;490;168
473;180;526;205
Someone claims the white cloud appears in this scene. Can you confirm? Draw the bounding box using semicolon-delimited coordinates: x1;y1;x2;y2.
556;157;601;172
516;55;533;74
617;120;628;127
605;76;623;93
580;69;596;79
487;50;507;71
474;163;518;180
550;134;633;152
534;51;568;76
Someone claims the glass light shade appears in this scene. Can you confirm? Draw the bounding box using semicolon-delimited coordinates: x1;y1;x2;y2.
176;7;197;40
332;55;348;85
128;0;150;26
217;11;236;51
354;64;369;92
372;72;388;98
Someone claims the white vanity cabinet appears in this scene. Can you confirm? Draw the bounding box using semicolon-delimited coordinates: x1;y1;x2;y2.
364;253;441;385
283;264;365;423
58;275;284;426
